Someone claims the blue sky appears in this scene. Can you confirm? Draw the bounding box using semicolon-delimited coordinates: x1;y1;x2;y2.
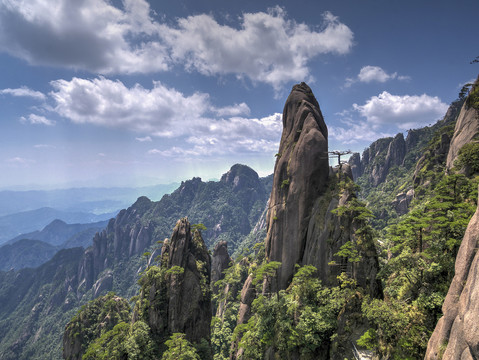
0;0;477;189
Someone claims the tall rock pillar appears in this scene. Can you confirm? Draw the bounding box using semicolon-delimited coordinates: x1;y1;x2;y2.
265;82;329;290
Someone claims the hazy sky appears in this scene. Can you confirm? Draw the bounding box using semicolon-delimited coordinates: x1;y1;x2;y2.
0;0;477;189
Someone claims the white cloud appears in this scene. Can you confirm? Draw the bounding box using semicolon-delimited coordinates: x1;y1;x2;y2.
49;77;209;133
0;1;353;89
329;121;391;144
20;114;55;126
330;91;449;143
353;91;448;129
213;103;251;117
345;66;410;87
45;76;282;156
0;86;46;100
358;66;397;83
161;8;353;89
0;0;168;74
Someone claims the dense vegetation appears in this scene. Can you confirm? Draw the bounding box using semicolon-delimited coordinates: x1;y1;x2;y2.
349;97;479;358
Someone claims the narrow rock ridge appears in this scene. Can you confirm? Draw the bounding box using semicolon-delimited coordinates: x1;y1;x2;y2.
265;82;329;290
425;186;479;359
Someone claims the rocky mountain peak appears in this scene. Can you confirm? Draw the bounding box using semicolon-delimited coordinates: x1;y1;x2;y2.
265;82;329;289
146;217;212;344
220;164;261;192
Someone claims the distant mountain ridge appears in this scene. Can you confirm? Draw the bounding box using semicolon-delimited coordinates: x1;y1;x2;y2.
0;184;179;217
0;219;109;271
0;207;115;245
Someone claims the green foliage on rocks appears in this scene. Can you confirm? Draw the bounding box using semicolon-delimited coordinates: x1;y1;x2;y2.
237;265;352;360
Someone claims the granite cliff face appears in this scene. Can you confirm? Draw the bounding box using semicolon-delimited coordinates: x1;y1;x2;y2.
211;241;232;287
349;133;407;186
63;218;211;359
265;82;329;290
446;78;479;171
425;186;479;359
137;218;212;344
264;82;380;294
78;196;157;293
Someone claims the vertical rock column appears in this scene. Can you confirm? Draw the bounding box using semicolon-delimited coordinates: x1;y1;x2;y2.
265;82;329;290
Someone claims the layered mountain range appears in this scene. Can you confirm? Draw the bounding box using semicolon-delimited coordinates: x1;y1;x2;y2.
0;77;478;360
0;163;271;359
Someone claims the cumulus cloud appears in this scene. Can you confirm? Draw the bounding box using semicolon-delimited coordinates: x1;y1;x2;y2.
0;0;168;73
329;121;391;144
20;114;55;126
330;91;449;143
49;77;209;133
353;91;448;129
345;66;410;87
44;76;282;156
161;8;353;89
0;1;353;89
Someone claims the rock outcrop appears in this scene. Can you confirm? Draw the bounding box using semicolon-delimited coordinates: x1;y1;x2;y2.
302;165;382;295
425;186;479;359
349;152;362;180
391;189;414;216
77;196;157;293
265;82;329;290
264;83;380;294
361;133;406;186
139;218;212;344
211;241;232;287
446;78;479;170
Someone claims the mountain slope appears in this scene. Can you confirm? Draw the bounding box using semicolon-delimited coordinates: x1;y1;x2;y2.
0;164;270;359
0;239;58;271
8;219;108;247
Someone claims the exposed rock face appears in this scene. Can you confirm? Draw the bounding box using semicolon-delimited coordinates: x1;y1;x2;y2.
425;186;479;359
143;218;211;344
220;164;265;208
391;189;414;216
446;79;479;170
211;241;232;287
230;273;257;360
370;133;406;186
265;82;329;290
302;168;381;295
77;196;157;292
349;152;362;180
